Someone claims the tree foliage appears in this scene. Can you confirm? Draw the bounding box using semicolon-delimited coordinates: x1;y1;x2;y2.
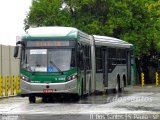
25;0;72;30
25;0;160;58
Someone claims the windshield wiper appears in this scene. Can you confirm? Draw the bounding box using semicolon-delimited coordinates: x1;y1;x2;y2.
50;61;64;75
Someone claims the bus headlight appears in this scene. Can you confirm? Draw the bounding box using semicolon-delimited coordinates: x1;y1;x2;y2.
67;73;78;81
20;74;29;82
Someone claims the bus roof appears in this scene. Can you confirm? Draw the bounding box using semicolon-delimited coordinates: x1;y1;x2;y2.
93;35;133;48
22;27;132;48
23;26;83;40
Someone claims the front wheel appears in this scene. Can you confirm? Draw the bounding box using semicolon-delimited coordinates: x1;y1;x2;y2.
29;96;36;103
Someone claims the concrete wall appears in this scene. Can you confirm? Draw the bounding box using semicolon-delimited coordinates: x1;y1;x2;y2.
0;44;20;77
10;46;20;76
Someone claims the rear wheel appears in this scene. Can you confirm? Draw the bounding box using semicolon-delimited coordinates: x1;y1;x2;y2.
29;96;36;103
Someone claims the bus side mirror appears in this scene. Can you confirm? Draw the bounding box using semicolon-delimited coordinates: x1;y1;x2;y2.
14;46;19;58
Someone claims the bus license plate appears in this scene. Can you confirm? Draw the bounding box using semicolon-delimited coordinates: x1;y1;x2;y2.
43;89;53;93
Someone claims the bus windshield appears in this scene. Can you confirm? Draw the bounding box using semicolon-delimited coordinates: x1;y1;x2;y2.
21;48;76;72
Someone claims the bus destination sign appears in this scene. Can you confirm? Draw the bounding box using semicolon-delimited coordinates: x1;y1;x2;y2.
26;41;74;47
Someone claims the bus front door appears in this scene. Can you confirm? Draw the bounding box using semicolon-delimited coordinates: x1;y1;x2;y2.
103;49;108;87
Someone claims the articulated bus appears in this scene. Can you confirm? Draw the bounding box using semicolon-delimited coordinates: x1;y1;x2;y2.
14;26;134;103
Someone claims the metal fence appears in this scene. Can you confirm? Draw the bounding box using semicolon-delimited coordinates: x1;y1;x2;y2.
0;44;20;98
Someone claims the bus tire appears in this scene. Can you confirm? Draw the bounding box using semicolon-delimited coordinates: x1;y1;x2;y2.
29;95;36;103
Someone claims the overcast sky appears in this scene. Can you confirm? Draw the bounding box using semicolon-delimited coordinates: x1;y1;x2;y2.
0;0;32;46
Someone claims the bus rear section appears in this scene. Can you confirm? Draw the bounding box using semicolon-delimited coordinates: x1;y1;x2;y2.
93;35;133;93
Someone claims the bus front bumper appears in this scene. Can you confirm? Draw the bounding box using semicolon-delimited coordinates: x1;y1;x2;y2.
20;79;78;97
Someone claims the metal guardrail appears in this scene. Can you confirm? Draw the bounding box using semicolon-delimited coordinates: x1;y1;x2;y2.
0;75;20;98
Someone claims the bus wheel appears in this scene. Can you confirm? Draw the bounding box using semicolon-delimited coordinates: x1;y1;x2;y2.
29;96;36;103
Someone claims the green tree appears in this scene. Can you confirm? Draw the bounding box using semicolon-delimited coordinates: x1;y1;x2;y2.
25;0;160;84
24;0;72;31
25;0;160;57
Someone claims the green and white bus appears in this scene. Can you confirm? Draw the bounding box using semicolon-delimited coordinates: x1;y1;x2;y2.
14;26;134;103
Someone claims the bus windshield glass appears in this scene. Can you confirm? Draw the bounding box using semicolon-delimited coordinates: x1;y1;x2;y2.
21;48;76;72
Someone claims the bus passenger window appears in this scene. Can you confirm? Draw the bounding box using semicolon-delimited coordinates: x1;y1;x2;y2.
96;47;103;72
70;48;76;68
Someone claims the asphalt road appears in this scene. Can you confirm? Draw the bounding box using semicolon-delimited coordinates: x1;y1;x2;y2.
0;85;160;120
